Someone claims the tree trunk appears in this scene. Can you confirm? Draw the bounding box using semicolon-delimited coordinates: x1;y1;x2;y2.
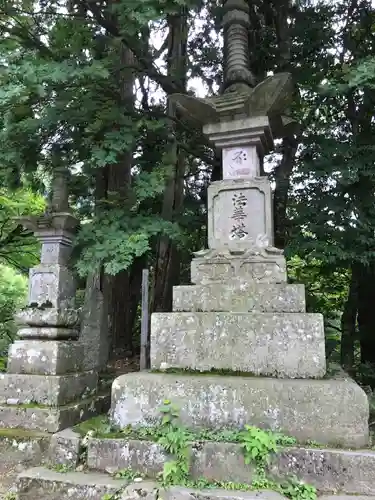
358;262;375;367
340;265;358;374
151;9;188;313
273;136;298;249
103;43;135;356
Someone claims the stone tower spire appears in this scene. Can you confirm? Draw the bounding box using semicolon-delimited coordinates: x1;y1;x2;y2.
222;0;255;92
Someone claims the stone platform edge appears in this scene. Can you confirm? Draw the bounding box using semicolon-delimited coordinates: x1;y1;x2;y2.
14;466;375;500
110;372;369;449
85;437;375;496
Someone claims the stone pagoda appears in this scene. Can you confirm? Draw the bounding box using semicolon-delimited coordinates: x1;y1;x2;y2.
0;161;107;433
110;0;369;448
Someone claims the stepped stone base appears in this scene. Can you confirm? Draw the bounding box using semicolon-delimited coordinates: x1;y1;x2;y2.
86;437;375;495
173;283;306;313
111;372;369;448
0;393;110;433
0;371;98;406
151;312;325;378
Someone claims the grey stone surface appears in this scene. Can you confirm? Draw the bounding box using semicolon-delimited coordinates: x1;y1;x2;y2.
222;146;260;180
16;326;79;340
79;269;110;371
88;437;375;495
0;432;50;497
87;438;254;483
173;283;306;313
0;392;110;433
29;264;76;310
87;438;165;476
0;371;98;406
7;340;84;375
151;312;325;378
191;248;287;284
111;372;369;448
16;307;80;328
161;487;286;500
120;481;158;500
16;467;130;500
207;179;274;250
270;447;375;495
48;428;81;467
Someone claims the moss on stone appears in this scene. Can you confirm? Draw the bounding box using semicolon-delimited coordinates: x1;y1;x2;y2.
0;428;50;439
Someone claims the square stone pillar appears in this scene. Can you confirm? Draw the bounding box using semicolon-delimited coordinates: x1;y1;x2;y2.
191;114;285;283
0;213;105;433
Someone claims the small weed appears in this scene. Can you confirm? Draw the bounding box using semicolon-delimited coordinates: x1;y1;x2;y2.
4;492;18;500
48;463;74;473
114;468;144;481
239;425;277;467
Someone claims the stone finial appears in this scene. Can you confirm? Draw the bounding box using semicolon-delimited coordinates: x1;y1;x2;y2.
48;166;71;214
222;0;256;92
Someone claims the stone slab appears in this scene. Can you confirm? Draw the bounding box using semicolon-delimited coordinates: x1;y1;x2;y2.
7;340;84;375
16;467;131;500
15;469;287;500
15;307;80;328
173;283;306;313
0;392;110;433
270;447;375;495
151;312;325;378
48;428;81;467
87;438;375;495
0;431;50;497
17;326;79;340
207;179;274;250
0;371;98;406
111;372;369;448
28;264;76;309
161;487;286;500
191;250;287;284
79;269;110;371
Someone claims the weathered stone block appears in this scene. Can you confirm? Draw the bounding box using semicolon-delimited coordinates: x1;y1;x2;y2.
17;326;79;340
7;340;84;375
0;393;110;433
16;307;80;328
16;467;131;500
87;438;375;496
28;264;76;309
111;372;369;448
161;487;285;500
0;372;98;406
87;438;254;484
207;179;274;249
151;312;325;378
79;270;110;372
48;428;81;467
269;447;375;495
191;249;287;285
173;283;306;313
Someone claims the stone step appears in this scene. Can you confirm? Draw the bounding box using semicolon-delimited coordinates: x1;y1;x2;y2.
15;466;130;500
0;392;110;433
151;312;325;378
13;466;375;500
86;437;375;496
110;372;369;449
173;283;306;313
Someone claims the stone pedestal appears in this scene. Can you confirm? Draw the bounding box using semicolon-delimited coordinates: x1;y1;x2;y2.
0;213;105;432
110;56;369;448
